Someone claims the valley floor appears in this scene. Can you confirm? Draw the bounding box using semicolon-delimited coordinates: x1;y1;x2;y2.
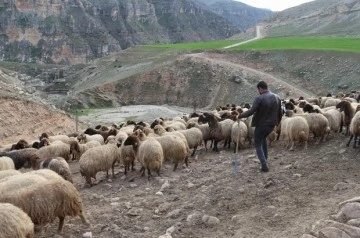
37;132;360;238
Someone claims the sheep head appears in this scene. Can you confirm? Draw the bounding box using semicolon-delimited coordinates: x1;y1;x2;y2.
123;135;140;150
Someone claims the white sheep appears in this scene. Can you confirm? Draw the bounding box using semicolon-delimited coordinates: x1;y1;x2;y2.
0;156;15;170
186;122;212;150
323;109;342;133
69;140;102;161
136;130;188;171
37;139;71;161
324;98;341;108
0;178;89;233
0;203;35;238
77;133;105;145
287;110;330;143
286;116;309;151
231;121;248;153
30;156;73;183
154;134;188;171
0;170;21;180
79;143;121;186
347;111;360;148
155;125;202;156
123;135;164;179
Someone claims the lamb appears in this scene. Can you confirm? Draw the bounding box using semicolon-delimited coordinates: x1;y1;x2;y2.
69;140;102;161
323;98;341;108
77;133;105;145
0;148;39;170
153;125;189;150
186;122;212;150
36;139;71;161
0;178;89;233
346;111;360;148
154;134;188;171
0;203;35;238
30;156;73;183
119;143;137;175
134;131;188;171
79;143;121;186
286;116;309;151
231;121;248;153
123;135;164;179
323;109;342;133
0;156;15;170
10;139;30;151
198;113;233;152
303;104;342;133
155;125;202;157
150;118;186;131
39;133;74;145
286;110;330;143
83;127;117;142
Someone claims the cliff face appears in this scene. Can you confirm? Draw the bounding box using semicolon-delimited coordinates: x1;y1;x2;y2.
192;0;274;31
265;0;360;37
0;0;240;64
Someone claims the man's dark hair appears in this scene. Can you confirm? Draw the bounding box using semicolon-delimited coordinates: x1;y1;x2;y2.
257;81;268;90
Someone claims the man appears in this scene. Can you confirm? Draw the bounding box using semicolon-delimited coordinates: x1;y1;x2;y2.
237;81;282;172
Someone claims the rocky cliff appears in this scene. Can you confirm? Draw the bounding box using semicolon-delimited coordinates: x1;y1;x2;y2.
0;0;240;64
265;0;360;37
192;0;273;31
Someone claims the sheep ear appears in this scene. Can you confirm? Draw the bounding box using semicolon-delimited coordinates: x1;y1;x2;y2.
294;109;297;113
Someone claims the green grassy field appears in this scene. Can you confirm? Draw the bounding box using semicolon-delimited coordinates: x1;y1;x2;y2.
229;37;360;52
143;39;242;50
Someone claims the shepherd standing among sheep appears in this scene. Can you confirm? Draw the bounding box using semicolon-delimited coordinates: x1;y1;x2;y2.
237;81;282;172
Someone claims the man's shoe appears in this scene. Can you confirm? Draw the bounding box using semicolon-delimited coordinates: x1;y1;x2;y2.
261;167;269;172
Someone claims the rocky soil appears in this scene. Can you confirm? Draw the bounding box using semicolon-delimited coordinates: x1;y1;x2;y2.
33;131;360;238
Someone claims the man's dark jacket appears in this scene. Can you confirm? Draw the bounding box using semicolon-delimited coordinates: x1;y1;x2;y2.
239;91;282;127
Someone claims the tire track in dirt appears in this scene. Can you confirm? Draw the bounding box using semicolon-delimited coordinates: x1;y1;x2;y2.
187;52;315;99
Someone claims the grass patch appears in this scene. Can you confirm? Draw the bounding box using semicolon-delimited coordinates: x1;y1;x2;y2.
124;116;137;122
143;39;243;50
229;37;360;52
69;108;93;116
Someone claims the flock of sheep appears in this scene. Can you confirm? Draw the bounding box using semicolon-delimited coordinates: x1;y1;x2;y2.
0;91;360;237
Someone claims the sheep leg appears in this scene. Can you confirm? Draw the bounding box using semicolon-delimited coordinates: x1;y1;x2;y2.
86;176;92;186
131;160;136;171
289;141;294;151
173;161;179;171
157;168;161;177
354;135;358;148
79;213;90;226
124;165;128;175
185;156;189;167
140;166;145;177
147;168;152;180
347;135;353;147
111;165;115;178
57;216;65;233
304;141;308;150
191;147;197;157
212;141;219;152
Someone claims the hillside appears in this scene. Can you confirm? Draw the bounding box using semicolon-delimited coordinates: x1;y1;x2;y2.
0;0;240;64
37;48;357;111
264;0;360;37
191;0;274;31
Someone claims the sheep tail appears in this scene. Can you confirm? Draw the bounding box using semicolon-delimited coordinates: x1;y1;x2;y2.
299;131;307;142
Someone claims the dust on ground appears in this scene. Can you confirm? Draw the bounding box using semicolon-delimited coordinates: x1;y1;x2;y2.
78;105;194;127
36;131;360;238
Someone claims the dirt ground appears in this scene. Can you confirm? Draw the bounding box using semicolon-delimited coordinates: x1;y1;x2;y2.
33;130;360;238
